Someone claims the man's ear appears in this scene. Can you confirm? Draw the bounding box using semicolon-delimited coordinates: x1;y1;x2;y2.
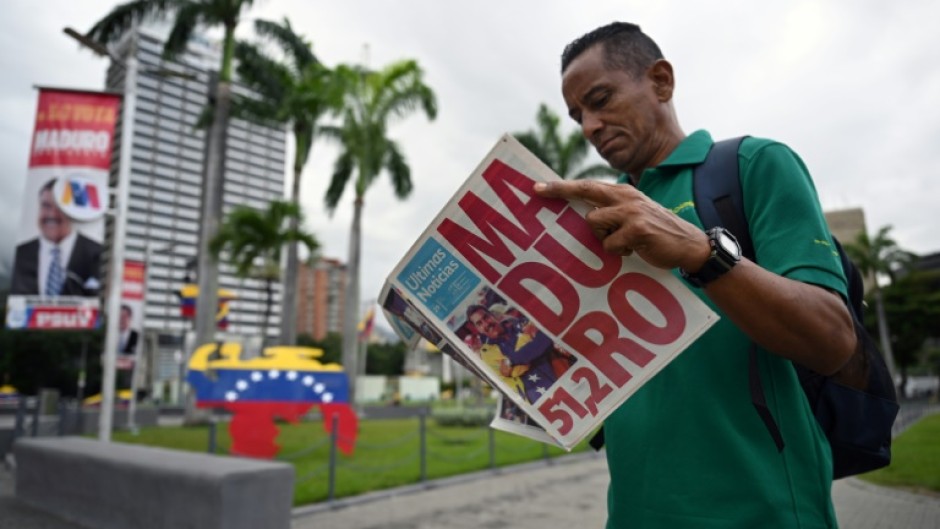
647;59;675;102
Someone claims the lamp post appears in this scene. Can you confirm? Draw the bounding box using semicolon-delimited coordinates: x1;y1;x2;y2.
64;26;193;442
64;26;137;442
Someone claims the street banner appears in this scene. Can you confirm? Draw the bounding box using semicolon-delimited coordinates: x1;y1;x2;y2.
116;260;145;370
5;88;121;330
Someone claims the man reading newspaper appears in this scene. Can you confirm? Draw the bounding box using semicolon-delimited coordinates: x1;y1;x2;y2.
383;120;720;448
533;22;856;529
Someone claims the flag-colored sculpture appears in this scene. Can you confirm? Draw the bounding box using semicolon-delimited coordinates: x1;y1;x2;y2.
186;342;358;458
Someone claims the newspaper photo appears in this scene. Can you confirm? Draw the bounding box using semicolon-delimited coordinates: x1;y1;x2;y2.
381;134;719;449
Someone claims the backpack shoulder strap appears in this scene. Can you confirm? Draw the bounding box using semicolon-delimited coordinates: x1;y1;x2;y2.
693;137;754;260
693;135;785;453
832;237;866;322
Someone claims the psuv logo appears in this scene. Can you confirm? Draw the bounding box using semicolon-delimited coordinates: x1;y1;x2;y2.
63;180;100;208
53;174;109;221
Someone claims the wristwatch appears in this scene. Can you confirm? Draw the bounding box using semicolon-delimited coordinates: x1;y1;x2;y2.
680;227;742;288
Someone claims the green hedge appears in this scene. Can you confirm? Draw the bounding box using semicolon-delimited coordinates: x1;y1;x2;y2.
430;405;494;427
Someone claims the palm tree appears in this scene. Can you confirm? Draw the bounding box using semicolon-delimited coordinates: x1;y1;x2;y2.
210;200;318;342
233;18;344;345
86;0;259;350
843;225;916;387
322;60;437;399
513;103;617;179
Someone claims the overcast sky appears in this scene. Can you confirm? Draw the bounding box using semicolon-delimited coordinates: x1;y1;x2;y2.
1;0;938;333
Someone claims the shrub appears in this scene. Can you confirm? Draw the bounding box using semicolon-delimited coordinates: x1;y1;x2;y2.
430;405;493;427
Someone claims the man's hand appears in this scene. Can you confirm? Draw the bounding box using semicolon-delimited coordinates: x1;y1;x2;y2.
533;180;710;272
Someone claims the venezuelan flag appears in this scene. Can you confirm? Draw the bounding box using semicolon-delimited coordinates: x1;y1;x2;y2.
357;306;376;342
177;284;237;327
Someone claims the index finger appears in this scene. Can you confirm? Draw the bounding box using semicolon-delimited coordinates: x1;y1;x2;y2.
533;180;621;207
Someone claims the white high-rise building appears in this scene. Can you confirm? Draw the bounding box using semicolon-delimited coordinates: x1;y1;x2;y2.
104;27;287;400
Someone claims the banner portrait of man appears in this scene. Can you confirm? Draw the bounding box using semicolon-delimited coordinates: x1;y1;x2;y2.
5;88;120;330
10;177;103;296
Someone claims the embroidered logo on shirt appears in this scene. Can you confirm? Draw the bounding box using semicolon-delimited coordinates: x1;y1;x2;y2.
814;239;839;257
672;200;695;215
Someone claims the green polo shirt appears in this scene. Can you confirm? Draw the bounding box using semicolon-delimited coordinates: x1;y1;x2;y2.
605;130;846;528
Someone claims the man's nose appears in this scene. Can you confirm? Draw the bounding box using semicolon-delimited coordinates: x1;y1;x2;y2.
581;112;603;144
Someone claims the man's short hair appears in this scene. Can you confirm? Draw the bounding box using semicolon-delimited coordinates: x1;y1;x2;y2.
121;304;133;316
561;22;664;78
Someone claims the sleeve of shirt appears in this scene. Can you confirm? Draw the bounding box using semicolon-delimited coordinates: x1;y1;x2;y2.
738;139;848;298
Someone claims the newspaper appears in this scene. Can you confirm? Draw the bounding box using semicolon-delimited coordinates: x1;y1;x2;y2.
380;134;719;450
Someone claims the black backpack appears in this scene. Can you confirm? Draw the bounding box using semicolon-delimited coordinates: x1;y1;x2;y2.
693;137;900;479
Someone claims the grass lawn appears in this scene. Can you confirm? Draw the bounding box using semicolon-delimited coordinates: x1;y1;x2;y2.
859;412;940;494
113;410;939;506
112;416;590;506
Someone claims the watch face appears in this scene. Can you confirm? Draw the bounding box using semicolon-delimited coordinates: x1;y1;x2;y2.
717;231;742;259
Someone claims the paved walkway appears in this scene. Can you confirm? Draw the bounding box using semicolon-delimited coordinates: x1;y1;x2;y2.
289;453;940;529
2;446;938;528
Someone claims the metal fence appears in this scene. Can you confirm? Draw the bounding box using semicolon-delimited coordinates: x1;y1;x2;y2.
892;397;939;436
4;396;939;504
203;412;557;502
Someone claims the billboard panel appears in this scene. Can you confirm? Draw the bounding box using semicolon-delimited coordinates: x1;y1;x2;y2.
5;88;121;330
116;260;145;370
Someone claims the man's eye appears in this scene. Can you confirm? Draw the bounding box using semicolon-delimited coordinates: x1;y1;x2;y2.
589;94;609;109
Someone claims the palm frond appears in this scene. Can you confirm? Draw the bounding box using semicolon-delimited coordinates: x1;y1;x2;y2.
292;122;314;174
535;103;562;169
843;225;917;285
325;150;355;212
211;199;318;280
569;163;618;180
234;40;292;104
513;102;612;180
384;140;412;199
373;61;438;123
85;0;180;45
253;18;317;70
558;130;591;177
162;1;203;59
317;124;344;144
323;57;434;216
513;132;554;172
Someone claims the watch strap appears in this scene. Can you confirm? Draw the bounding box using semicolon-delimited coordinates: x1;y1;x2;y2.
680;227;741;288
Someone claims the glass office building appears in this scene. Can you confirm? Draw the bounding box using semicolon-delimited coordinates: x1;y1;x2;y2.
104;27;287;400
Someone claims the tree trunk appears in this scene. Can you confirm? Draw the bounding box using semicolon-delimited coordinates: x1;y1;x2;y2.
263;277;273;346
279;165;302;345
190;76;231;424
873;286;900;395
341;195;364;406
194;79;230;349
